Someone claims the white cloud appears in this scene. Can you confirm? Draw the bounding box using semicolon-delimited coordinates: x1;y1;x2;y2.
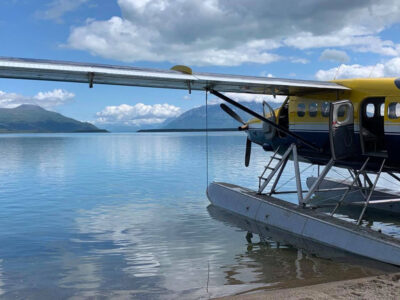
286;32;400;57
65;0;400;66
67;16;281;66
95;103;182;126
260;71;274;78
290;57;309;64
319;49;350;63
0;89;74;109
37;0;90;22
225;93;286;103
384;57;400;76
315;57;400;80
315;64;383;80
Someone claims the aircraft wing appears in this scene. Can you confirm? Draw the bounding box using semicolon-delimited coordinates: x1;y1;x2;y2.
0;57;349;95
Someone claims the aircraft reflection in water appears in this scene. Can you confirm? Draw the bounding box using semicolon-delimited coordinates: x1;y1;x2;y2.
207;205;399;290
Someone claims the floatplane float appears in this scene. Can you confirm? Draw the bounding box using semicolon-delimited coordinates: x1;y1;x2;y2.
0;57;399;266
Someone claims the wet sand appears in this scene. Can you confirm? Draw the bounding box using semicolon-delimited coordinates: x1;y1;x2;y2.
218;272;400;299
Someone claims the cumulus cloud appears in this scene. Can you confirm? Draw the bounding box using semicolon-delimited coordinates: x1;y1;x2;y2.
316;64;383;80
95;103;182;126
0;89;75;109
315;57;400;80
37;0;90;22
384;57;400;76
225;93;286;103
284;31;400;56
65;0;400;66
260;71;274;78
67;16;281;66
319;49;350;63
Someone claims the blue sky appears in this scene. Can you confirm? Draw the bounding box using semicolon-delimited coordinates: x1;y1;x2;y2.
1;0;400;129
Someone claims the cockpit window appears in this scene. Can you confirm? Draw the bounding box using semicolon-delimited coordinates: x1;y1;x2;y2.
388;102;400;119
297;103;305;117
309;103;318;117
321;102;330;117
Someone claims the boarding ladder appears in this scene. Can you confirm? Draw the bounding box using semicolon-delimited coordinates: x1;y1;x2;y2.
258;144;304;204
258;146;283;193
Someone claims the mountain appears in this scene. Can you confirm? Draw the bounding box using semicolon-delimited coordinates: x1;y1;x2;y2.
0;105;107;133
162;101;282;129
101;118;176;132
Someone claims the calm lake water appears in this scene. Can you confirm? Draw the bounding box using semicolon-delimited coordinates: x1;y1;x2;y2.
0;132;398;299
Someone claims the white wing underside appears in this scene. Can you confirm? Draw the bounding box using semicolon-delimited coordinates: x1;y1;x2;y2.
0;57;349;95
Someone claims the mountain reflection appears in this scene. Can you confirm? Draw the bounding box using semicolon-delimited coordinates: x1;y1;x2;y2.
0;136;68;181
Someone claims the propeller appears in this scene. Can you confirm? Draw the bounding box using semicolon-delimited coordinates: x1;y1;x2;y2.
220;103;248;130
220;103;245;125
220;103;252;166
212;89;321;153
245;137;252;167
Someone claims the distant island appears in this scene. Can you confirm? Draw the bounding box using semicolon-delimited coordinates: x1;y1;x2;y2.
137;128;237;132
0;104;107;133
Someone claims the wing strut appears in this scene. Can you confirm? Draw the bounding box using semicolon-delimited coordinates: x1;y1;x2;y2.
209;90;322;152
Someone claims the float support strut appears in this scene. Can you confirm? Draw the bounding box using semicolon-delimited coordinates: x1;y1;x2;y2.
357;159;386;225
302;158;334;204
331;157;370;216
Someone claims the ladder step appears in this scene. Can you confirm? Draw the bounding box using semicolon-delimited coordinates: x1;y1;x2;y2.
264;164;278;168
271;157;282;161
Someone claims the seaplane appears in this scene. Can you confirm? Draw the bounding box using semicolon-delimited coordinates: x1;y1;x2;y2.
0;57;399;266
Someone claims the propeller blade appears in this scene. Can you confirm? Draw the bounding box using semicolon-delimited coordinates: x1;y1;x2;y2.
245;138;252;167
220;104;245;125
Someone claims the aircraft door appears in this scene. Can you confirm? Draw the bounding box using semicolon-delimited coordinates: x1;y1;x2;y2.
329;100;355;160
262;101;276;140
385;96;400;158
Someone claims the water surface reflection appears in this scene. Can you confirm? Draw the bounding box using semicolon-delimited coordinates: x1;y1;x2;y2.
0;133;398;299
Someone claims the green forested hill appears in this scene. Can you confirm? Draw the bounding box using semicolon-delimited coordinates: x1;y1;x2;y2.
0;105;107;133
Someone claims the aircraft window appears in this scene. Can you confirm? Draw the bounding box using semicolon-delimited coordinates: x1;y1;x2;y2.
366;103;375;118
388;102;400;119
338;106;346;118
336;104;352;125
297;103;306;117
309;103;318;117
380;103;385;116
321;102;330;117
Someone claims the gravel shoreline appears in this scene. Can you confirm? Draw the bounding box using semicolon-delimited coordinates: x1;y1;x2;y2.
217;272;400;300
